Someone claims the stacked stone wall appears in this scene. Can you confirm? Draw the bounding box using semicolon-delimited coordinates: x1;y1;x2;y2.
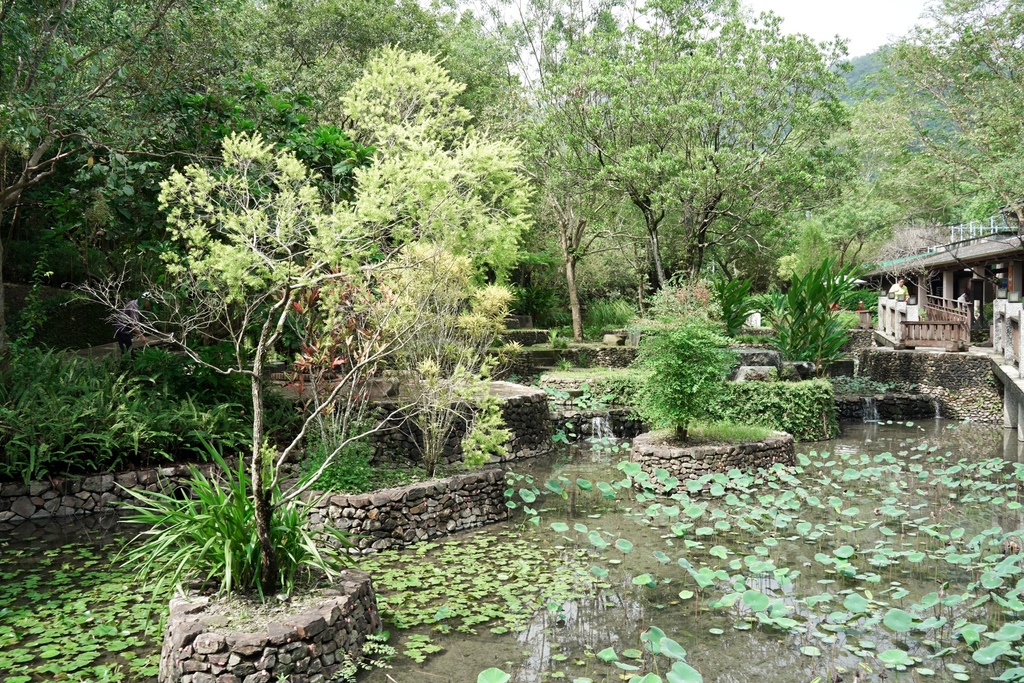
0;462;216;523
835;393;938;422
630;432;794;494
841;329;875;354
859;350;1002;423
371;384;551;466
158;570;380;683
308;469;507;554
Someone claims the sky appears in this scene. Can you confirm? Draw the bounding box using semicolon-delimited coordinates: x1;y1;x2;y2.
744;0;931;57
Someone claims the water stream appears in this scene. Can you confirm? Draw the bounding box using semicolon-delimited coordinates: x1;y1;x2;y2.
862;396;879;423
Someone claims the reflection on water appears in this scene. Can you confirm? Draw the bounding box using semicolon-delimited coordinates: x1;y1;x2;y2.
365;421;1021;683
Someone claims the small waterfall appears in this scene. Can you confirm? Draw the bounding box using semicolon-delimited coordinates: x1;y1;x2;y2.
590;414;613;439
863;397;879;423
932;398;942;419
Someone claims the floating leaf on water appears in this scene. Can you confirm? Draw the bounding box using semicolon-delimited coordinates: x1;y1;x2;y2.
800;646;821;657
666;661;703;683
596;647;618;662
478;669;511;683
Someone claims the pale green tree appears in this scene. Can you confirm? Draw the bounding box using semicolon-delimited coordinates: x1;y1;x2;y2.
343;47;534;277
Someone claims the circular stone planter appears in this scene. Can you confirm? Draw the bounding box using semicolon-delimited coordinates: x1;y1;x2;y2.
158;570;380;683
630;431;795;493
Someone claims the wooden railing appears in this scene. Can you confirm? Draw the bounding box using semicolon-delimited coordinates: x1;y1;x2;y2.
902;321;968;350
924;295;971;325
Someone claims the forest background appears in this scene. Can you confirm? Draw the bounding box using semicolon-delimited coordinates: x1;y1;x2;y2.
1;0;1021;347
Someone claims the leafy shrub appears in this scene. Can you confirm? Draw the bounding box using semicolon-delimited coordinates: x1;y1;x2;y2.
121;449;350;598
511;283;559;327
584;298;635;331
300;437;423;494
646;280;723;326
712;277;755;336
707;379;838;441
765;259;858;371
634;322;736;440
0;348;290;483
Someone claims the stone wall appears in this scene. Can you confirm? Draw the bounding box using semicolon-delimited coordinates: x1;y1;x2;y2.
859;349;1002;423
0;462;216;523
308;469;507;554
159;570;380;683
371;383;552;466
630;432;795;493
500;329;549;346
841;329;875;354
835;393;938;422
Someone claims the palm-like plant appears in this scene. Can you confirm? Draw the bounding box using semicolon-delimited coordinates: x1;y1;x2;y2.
712;277;755;337
120;445;349;599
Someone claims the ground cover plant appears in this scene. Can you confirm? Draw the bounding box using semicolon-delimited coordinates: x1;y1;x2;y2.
0;348;265;483
0;534;166;682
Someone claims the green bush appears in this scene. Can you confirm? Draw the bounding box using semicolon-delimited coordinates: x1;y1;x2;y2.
584;298;635;331
707;379;838;441
121;450;350;598
765;259;858;371
634;322;736;439
0;348;297;483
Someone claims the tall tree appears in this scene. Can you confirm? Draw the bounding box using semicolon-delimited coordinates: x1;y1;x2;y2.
550;0;852;284
885;0;1024;224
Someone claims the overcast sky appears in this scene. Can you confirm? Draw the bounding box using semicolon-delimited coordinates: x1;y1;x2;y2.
744;0;932;57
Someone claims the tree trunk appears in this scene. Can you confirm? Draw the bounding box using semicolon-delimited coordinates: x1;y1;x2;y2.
250;363;278;594
649;228;666;289
565;256;583;342
0;237;6;354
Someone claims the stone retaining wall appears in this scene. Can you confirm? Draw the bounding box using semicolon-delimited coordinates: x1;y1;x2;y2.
372;383;552;466
859;349;1002;423
0;462;215;523
500;329;549;346
841;329;875;354
630;432;794;493
835;393;938;422
159;570;380;683
307;469;507;554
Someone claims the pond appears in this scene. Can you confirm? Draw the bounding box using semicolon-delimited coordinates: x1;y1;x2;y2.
3;420;1024;683
361;421;1024;683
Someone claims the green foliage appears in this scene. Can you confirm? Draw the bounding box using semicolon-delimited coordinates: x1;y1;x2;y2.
0;348;258;483
300;438;422;495
584;298;635;332
765;259;859;371
462;389;512;468
542;368;644;407
0;537;165;680
646;281;723;327
686;421;772;444
712;278;755;337
707;379;838;441
634;322;736;437
121;449;351;599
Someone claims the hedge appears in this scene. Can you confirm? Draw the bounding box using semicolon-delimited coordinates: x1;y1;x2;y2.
707;379;838;442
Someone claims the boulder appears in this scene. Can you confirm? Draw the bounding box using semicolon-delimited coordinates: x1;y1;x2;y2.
733;366;778;383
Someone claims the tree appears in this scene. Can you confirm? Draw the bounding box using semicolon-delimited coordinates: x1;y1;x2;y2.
0;0;221;349
550;0;852;285
884;0;1024;225
342;47;533;278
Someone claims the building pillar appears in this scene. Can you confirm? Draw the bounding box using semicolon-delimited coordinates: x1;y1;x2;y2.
943;270;954;299
1017;391;1024;442
1006;381;1019;430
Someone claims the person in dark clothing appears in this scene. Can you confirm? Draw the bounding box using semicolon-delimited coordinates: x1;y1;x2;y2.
115;294;150;354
